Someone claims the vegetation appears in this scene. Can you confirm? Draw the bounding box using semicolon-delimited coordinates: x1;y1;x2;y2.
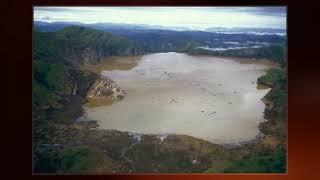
259;68;287;117
33;26;141;134
33;26;287;173
187;44;287;66
258;68;286;87
216;67;287;173
34;61;70;108
33;26;136;118
55;146;114;173
34;26;141;67
222;148;286;173
91;28;285;53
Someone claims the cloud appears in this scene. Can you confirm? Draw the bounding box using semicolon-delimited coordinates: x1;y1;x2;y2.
252;7;286;16
33;6;287;29
42;16;51;20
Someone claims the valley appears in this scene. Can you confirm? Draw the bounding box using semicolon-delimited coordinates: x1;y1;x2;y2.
33;25;287;173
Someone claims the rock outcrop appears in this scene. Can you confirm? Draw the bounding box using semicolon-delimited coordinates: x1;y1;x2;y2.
261;97;274;111
82;47;104;65
87;76;126;100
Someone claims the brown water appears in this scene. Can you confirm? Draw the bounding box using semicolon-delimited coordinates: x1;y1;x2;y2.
83;53;277;144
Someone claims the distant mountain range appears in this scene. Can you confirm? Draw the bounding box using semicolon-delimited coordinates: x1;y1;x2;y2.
34;21;286;36
34;21;286;54
34;21;195;32
205;27;286;36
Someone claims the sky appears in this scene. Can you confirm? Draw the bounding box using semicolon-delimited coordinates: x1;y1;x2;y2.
33;7;287;30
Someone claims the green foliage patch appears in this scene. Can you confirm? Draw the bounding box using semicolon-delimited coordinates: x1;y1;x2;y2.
187;44;287;66
57;146;108;173
222;148;286;173
258;68;286;87
33;60;71;109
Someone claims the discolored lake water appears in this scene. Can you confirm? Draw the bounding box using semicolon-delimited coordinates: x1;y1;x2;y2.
83;52;277;144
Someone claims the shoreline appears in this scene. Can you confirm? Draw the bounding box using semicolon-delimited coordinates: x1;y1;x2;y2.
80;54;276;146
84;52;271;147
34;54;286;173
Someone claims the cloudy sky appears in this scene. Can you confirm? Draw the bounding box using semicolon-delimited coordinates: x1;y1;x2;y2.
34;7;287;30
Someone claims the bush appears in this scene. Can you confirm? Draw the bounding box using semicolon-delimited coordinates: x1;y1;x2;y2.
258;68;286;87
222;148;286;173
33;60;71;109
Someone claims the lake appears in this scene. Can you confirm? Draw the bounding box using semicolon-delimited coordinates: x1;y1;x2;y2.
82;52;277;144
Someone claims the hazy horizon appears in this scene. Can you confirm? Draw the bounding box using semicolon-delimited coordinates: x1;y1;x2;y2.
34;7;287;30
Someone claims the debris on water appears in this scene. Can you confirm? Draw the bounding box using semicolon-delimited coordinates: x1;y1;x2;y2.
157;134;168;141
201;110;205;113
128;132;143;142
170;98;178;103
192;159;200;165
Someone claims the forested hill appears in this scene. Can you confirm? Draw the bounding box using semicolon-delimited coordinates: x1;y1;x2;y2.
186;45;287;66
34;26;143;67
33;26;144;127
34;22;286;56
103;28;285;53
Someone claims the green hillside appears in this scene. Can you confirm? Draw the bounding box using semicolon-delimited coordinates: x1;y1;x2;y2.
187;44;287;66
34;26;141;67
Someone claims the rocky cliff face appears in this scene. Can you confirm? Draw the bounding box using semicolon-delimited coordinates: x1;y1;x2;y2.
87;76;126;100
82;47;104;65
69;69;98;97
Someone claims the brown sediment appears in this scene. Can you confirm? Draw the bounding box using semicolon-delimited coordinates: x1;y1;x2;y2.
85;98;115;107
81;56;142;74
257;84;270;90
